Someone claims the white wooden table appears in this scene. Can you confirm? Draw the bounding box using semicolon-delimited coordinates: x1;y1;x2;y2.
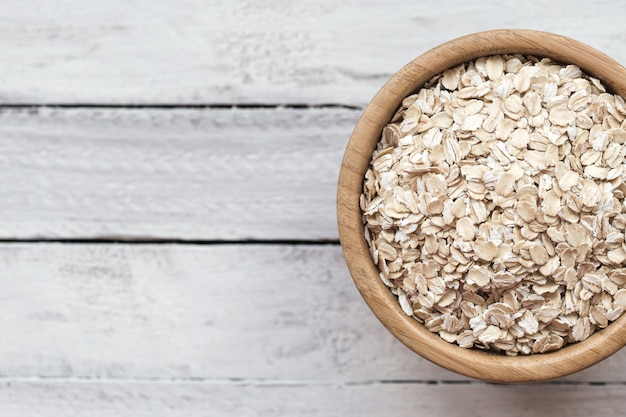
2;1;626;415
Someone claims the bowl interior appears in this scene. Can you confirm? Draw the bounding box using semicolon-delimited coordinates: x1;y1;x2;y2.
337;29;626;383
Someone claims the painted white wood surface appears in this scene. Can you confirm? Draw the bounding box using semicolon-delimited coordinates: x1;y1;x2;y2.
3;1;626;416
0;0;624;105
0;107;357;240
0;243;625;383
1;381;626;417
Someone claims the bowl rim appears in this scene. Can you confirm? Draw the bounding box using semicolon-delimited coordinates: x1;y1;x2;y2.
337;29;626;383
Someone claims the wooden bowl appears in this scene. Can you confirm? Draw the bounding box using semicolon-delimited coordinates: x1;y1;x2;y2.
337;29;626;383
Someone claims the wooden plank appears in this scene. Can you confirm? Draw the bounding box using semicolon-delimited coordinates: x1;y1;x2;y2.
0;107;358;240
0;242;625;383
0;380;625;417
0;242;442;380
0;0;625;104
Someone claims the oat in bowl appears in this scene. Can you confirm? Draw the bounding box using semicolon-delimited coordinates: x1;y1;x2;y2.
337;30;626;383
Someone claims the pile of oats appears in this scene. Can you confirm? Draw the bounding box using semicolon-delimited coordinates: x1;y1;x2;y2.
361;55;626;355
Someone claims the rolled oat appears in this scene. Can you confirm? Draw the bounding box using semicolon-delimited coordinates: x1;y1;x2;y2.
361;54;626;355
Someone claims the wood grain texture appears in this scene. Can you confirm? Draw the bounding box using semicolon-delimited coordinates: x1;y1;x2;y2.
1;0;626;104
0;107;358;240
338;29;626;383
0;242;625;383
4;1;626;413
1;380;626;417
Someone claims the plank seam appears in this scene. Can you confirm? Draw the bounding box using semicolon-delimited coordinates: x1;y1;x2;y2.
0;376;622;386
0;238;341;246
0;103;365;110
